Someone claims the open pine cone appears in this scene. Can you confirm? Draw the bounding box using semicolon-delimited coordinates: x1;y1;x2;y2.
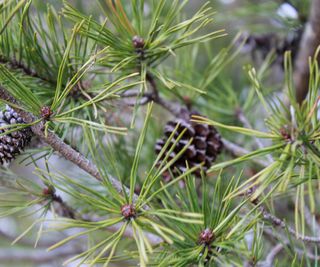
0;105;32;165
155;111;223;180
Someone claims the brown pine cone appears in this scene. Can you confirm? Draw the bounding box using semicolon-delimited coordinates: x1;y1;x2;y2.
155;111;223;180
0;105;32;165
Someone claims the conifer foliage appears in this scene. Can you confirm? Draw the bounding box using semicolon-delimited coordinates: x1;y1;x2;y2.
0;0;319;266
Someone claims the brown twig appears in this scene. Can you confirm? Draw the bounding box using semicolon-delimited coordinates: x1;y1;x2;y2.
294;0;320;103
51;194;76;219
222;138;269;168
262;243;284;267
263;228;320;261
146;73;182;117
259;204;320;243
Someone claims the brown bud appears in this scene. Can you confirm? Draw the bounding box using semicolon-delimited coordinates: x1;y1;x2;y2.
132;36;145;49
121;204;136;220
40;106;53;120
280;127;291;141
42;186;54;196
199;228;215;246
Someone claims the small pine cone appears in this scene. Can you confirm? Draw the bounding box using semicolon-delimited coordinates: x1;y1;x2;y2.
155;111;223;179
0;105;32;165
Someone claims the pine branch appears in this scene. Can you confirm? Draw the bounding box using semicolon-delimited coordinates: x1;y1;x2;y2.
259;204;320;243
304;205;320;236
263;228;320;261
146;73;183;117
294;0;320;103
51;193;163;245
0;86;165;246
262;243;283;267
142;71;320;246
51;193;76;219
0;86;137;201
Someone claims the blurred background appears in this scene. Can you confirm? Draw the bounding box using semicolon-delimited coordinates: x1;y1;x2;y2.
0;0;308;266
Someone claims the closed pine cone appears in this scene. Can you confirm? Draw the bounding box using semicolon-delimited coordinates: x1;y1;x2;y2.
155;111;223;181
0;105;32;165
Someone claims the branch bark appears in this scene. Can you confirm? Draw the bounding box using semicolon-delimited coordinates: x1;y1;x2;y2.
146;73;182;117
0;87;136;200
259;204;320;243
263;228;320;262
262;243;284;267
294;0;320;103
222;138;269;168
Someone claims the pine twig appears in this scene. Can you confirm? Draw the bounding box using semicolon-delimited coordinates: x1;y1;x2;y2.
263;228;320;261
51;193;76;219
259;204;320;243
294;0;320;103
304;205;320;236
51;193;163;245
146;73;182;117
262;243;284;267
222;138;269;168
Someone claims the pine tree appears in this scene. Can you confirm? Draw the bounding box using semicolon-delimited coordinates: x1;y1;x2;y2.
0;0;319;266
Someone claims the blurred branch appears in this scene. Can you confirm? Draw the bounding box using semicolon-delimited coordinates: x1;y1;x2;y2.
259;204;320;243
294;0;320;103
304;205;320;236
0;229;59;248
0;247;82;264
263;228;320;261
235;108;273;164
222;138;269;168
51;194;76;219
262;243;283;267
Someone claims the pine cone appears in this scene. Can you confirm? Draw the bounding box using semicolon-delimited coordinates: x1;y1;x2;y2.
155;112;223;180
0;105;32;165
